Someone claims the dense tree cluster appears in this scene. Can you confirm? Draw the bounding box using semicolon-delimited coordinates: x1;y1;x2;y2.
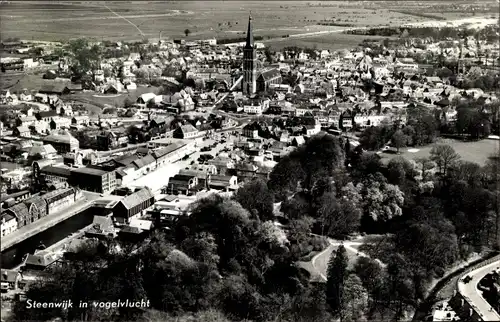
347;26;497;43
359;103;440;152
12;133;500;322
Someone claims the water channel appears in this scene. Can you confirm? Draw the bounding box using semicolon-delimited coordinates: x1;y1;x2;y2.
1;207;96;269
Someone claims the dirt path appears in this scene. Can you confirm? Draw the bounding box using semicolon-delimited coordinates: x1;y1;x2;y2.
311;239;372;282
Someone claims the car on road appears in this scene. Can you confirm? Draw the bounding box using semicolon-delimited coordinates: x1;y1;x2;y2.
182;155;190;160
198;154;215;163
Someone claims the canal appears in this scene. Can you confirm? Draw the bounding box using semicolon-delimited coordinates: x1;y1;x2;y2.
1;207;96;269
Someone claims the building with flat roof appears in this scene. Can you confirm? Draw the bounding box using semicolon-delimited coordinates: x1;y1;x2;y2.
70;167;116;194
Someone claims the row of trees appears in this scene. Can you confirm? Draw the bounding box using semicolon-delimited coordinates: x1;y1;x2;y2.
348;26;491;42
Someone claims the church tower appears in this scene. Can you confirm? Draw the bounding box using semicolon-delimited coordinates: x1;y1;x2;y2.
242;14;257;95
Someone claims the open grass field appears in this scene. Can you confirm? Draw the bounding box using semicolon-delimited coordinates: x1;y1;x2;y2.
66;85;159;108
381;138;499;166
0;72;55;92
1;1;496;44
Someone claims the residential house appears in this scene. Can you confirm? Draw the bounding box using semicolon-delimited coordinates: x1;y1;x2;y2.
113;188;155;224
243;99;270;115
85;215;116;239
242;122;260;138
302;123;321;136
291;136;305;147
340;109;354;130
1;213;17;237
71;116;90;126
24;196;48;221
13;126;30;138
1;269;21;290
38;110;58;122
209;175;238;191
152;142;188;167
132;155;156;175
43;131;79;153
233;163;258;180
38;82;70;96
28;144;58;159
4;202;30;228
207;157;234;175
179;169;210;189
176;92;196;113
24;251;60;270
50;116;72;130
165;174;198;195
137;93;157;105
96;131;128;151
173;124;199;139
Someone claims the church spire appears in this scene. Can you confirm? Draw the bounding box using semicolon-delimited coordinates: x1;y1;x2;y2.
245;13;254;49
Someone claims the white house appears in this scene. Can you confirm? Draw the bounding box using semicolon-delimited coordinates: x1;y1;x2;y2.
243;99;270;115
1;213;17;237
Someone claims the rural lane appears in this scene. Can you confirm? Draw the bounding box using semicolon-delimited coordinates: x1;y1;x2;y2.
311;239;367;282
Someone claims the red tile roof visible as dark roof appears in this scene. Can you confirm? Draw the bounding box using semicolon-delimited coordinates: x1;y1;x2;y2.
119;188;154;210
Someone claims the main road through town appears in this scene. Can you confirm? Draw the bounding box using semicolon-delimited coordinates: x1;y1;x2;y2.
126;130;243;195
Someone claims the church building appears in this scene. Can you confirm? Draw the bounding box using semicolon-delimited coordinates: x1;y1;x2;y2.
242;14;282;96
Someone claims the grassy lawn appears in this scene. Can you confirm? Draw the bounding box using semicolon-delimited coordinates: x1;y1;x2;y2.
381;138;498;166
1;73;49;92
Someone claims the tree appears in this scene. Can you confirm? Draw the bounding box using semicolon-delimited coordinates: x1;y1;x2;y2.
326;245;349;320
436;67;454;78
124;97;134;108
429;144;460;176
235;178;274;221
358;174;405;225
385;254;417;319
30;47;44;56
415;157;436;182
184;28;191;37
317;192;361;238
406;104;439;145
387;157;416;186
359;126;393;151
49;119;57;130
67;38;101;79
342;274;368;322
391;130;407;153
268;153;304;200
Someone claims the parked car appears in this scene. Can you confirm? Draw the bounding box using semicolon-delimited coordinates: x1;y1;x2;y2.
182;155;190;160
198;154;215;163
